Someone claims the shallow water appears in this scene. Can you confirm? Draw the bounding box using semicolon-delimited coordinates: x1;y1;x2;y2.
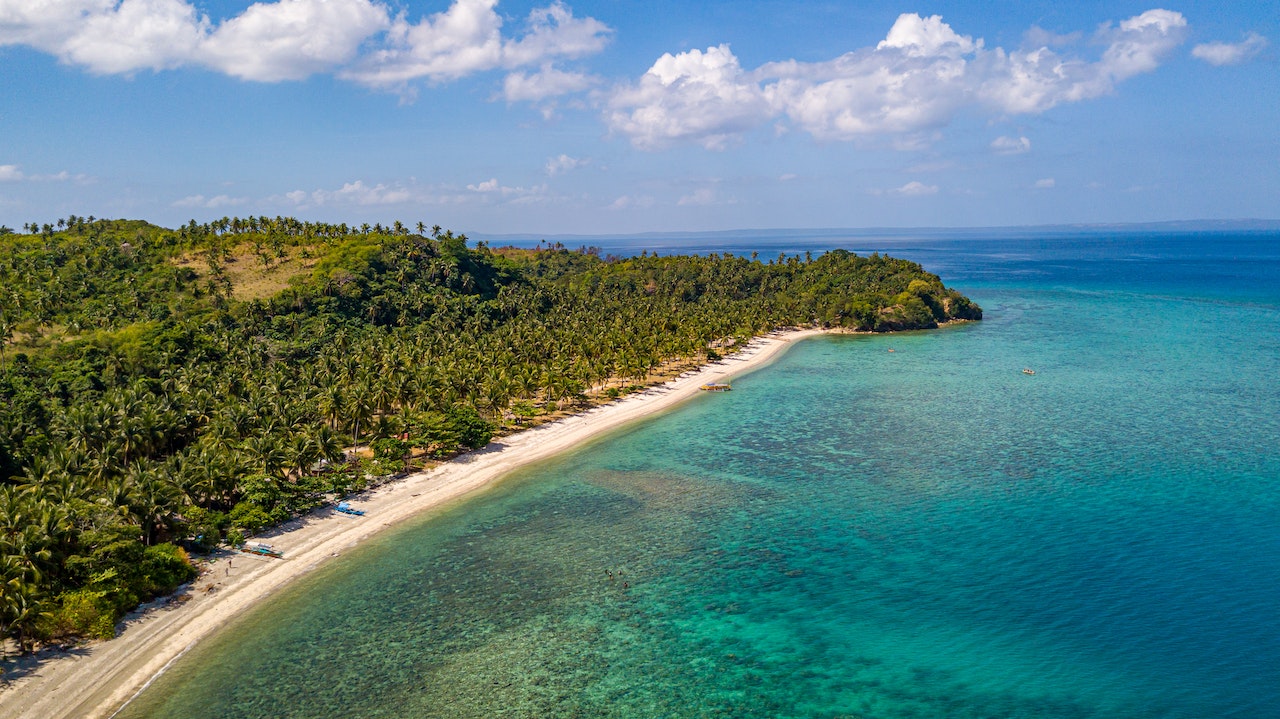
120;232;1280;718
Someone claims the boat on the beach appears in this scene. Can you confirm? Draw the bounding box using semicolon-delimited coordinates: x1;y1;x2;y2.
336;501;366;516
241;542;283;558
699;383;732;391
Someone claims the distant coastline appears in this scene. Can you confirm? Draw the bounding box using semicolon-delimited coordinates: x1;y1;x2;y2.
471;219;1280;246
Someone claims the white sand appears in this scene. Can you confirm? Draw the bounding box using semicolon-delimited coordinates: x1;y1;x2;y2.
0;329;822;719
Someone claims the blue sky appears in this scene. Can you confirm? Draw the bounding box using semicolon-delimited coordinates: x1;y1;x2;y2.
1;0;1275;234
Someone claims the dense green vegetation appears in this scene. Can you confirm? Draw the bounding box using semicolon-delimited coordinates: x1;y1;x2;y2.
0;216;979;653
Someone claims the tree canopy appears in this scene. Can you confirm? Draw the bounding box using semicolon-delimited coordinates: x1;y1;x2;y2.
0;216;980;651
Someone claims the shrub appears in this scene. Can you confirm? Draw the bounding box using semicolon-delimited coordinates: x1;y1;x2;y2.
446;405;495;450
371;437;408;462
229;501;272;534
140;543;197;594
182;505;229;552
42;589;117;640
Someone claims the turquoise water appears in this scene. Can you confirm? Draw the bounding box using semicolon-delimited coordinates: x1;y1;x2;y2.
120;233;1280;718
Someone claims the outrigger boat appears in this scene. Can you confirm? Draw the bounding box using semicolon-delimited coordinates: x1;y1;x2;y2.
335;501;366;516
699;383;732;392
241;542;283;558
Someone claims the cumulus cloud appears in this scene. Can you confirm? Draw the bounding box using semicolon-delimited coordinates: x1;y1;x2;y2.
201;0;390;82
677;187;718;206
304;180;413;206
340;0;610;90
545;154;588;176
173;193;247;208
606;44;771;150
889;181;938;196
463;177;547;201
607;9;1192;149
1192;32;1268;66
608;194;654;210
990;135;1031;155
267;177;549;209
502;64;594;103
0;164;87;183
0;0;610;90
502;1;611;67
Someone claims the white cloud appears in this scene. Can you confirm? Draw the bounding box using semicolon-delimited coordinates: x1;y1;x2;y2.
889;181;938;196
1192;32;1268;66
607;10;1190;149
545;154;587;176
502;64;594;103
0;164;88;182
340;0;611;90
0;0;610;90
340;0;504;87
608;194;654;210
62;0;207;74
201;0;390;82
977;10;1188;114
311;180;413;206
173;193;246;208
464;178;547;200
270;177;548;208
990;135;1031;155
876;13;979;57
501;1;611;67
1034;178;1055;189
0;0;381;79
606;44;771;150
677;187;717;206
467;178;500;192
779;173;798;181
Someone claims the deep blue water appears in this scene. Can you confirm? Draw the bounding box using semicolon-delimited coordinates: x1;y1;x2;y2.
120;231;1280;718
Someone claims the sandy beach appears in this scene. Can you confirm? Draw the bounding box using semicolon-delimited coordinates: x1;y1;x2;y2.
0;328;822;719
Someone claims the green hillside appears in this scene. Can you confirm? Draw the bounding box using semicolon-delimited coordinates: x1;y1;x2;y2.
0;217;980;651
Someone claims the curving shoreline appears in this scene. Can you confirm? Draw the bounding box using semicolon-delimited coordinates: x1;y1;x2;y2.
0;329;824;719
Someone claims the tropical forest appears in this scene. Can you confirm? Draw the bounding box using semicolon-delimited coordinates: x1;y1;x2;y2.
0;216;980;652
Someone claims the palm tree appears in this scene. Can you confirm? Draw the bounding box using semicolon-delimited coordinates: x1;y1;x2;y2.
0;314;13;371
241;434;287;478
346;385;374;443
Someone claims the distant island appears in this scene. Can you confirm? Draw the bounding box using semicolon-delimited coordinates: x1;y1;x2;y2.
0;217;980;653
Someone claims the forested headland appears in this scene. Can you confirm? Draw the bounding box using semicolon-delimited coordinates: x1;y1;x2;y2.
0;216;980;653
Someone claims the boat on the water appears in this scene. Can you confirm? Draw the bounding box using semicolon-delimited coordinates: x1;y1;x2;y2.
1022;368;1036;375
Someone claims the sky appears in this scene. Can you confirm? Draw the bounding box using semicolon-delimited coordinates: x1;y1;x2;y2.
0;0;1276;234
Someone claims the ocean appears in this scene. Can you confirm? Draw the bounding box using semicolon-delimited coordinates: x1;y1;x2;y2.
118;230;1280;718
